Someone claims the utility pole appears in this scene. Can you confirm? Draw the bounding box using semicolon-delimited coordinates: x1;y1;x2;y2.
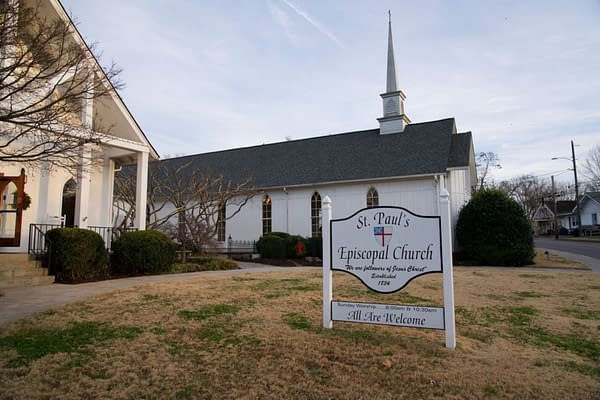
551;175;558;240
571;140;581;236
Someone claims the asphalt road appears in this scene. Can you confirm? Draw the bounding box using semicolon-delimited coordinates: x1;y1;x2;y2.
535;237;600;272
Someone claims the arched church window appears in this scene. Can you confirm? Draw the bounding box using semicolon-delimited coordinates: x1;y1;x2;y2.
217;202;226;241
311;192;321;238
367;188;379;208
262;195;272;234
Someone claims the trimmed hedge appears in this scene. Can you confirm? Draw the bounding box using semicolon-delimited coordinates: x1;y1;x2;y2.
256;232;322;259
305;236;323;259
456;188;534;266
256;234;286;259
111;230;176;274
170;257;239;273
45;228;109;283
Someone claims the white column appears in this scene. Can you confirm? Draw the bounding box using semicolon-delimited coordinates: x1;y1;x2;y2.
74;143;92;228
101;158;115;226
36;162;50;221
440;188;456;349
322;195;333;328
74;69;94;228
135;151;149;230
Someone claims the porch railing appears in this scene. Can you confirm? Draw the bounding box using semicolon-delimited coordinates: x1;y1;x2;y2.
28;224;63;255
28;224;137;255
87;226;137;251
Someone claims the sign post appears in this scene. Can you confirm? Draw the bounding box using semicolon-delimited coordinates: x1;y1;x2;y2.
322;195;333;329
322;190;456;349
440;189;456;348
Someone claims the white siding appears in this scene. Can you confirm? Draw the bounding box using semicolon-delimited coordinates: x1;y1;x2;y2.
581;200;600;226
227;177;444;241
448;168;471;228
144;173;470;245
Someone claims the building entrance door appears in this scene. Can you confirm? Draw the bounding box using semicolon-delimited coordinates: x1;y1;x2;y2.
0;170;26;247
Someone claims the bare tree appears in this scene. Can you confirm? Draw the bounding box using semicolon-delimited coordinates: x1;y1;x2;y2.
498;174;552;220
114;161;257;261
581;144;600;191
476;152;501;190
1;0;122;170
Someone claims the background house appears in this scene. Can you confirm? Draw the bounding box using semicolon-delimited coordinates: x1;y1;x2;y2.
532;200;576;235
578;192;600;234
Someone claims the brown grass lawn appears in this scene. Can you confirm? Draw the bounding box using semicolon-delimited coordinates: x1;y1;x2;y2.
0;265;599;399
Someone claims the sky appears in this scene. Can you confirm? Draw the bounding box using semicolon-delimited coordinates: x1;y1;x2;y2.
60;0;600;185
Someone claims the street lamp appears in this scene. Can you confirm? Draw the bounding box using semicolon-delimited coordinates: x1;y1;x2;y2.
552;140;581;236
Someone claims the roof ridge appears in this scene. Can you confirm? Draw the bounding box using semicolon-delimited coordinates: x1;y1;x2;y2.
163;117;459;161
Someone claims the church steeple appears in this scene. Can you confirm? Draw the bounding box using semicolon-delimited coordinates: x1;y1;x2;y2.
386;11;398;93
378;11;410;134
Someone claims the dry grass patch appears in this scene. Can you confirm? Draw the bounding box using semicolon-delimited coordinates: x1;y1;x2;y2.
0;267;599;399
532;248;588;269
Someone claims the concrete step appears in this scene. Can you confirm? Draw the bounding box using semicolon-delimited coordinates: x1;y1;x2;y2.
0;261;40;271
0;274;54;289
0;253;53;288
0;253;34;262
0;253;38;269
0;266;48;279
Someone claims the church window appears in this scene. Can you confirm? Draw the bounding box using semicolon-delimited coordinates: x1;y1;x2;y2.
217;202;226;241
262;195;272;234
367;188;379;208
311;192;321;238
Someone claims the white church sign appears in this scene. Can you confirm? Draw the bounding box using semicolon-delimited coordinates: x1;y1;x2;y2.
330;207;442;293
321;190;456;349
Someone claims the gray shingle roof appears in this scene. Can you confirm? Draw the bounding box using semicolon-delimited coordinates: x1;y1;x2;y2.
586;192;600;202
546;200;576;215
581;192;600;206
150;118;473;189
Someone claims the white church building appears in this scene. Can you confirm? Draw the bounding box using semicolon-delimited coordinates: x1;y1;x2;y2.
154;18;477;245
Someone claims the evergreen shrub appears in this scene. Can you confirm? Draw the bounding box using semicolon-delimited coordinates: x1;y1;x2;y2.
456;188;534;266
304;236;323;259
257;232;323;259
45;228;109;283
286;235;306;258
170;257;238;273
111;230;176;274
256;233;286;259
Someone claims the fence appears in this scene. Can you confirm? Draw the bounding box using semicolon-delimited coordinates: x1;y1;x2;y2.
201;239;257;258
28;223;136;254
227;239;257;255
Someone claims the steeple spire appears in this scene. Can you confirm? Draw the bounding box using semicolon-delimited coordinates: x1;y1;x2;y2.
386;10;398;93
378;11;410;134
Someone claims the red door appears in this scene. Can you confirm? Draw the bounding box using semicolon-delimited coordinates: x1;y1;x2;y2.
0;170;26;247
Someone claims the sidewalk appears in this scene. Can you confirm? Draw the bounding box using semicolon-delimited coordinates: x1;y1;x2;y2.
0;263;307;328
557;236;600;243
